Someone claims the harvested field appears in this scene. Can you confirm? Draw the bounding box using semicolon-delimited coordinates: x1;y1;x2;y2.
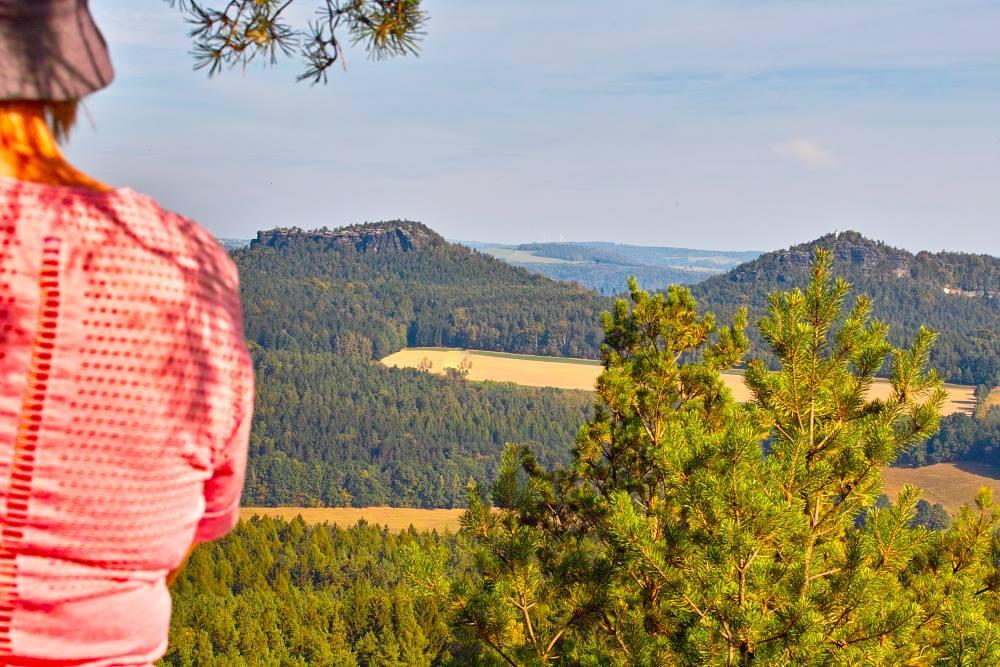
240;506;465;533
381;347;977;416
881;463;1000;513
244;464;1000;530
989;388;1000;410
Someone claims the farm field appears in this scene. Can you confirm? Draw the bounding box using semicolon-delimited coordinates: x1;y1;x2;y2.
989;387;1000;409
240;506;466;533
881;463;1000;513
381;347;978;416
243;462;1000;531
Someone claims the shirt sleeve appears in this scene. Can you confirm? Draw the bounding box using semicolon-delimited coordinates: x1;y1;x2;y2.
194;348;254;544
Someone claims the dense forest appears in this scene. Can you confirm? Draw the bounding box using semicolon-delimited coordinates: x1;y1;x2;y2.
162;517;481;666
236;223;608;358
234;224;998;507
161;504;954;667
692;231;1000;385
898;407;1000;466
162;252;992;664
234;223;602;506
244;351;590;507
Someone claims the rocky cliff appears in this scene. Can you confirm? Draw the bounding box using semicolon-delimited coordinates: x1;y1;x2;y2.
251;221;444;254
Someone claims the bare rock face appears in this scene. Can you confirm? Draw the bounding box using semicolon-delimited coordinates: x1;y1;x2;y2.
251;221;444;254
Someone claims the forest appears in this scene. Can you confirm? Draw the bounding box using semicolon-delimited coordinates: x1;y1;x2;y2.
692;231;1000;386
243;350;590;507
235;224;608;359
163;250;1000;665
233;224;604;506
234;224;999;508
162;517;476;666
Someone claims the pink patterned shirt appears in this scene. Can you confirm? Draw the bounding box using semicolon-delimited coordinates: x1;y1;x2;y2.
0;178;253;665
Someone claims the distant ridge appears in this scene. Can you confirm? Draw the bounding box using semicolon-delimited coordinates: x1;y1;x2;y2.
463;239;759;294
719;231;999;294
692;230;1000;385
251;221;444;254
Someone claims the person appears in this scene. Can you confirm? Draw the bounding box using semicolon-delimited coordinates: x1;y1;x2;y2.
0;2;254;664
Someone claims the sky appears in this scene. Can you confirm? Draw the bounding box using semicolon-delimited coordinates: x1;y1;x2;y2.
67;1;1000;254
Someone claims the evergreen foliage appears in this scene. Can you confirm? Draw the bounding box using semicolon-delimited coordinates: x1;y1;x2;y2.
244;351;591;507
167;0;427;83
416;251;1000;665
692;231;1000;386
161;517;477;666
897;407;1000;466
234;230;608;359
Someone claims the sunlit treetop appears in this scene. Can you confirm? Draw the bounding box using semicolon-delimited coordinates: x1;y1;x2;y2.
166;0;427;83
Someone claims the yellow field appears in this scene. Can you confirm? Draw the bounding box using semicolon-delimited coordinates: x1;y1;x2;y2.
240;506;465;532
381;347;977;416
881;463;1000;513
988;388;1000;410
243;463;1000;529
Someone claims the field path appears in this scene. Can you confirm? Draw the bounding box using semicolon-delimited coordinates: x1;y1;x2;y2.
382;347;977;416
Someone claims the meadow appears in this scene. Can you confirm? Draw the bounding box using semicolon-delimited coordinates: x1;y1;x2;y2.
381;347;978;416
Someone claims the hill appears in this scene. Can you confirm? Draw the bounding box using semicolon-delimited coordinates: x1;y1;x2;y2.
239;222;608;358
692;231;1000;386
466;240;758;294
234;222;606;507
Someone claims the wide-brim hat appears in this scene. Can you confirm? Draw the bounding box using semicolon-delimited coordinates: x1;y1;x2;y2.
0;0;113;101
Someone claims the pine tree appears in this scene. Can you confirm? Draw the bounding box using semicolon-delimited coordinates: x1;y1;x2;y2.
423;249;1000;666
166;1;427;83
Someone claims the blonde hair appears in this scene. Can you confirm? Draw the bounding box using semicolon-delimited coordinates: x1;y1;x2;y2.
0;100;79;143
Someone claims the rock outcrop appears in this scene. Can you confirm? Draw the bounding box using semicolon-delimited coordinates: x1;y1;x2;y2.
251;221;444;254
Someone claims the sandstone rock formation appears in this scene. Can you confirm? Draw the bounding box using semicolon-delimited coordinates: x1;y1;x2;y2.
251;221;444;254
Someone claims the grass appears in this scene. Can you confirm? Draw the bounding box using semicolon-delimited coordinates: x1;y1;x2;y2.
381;347;979;415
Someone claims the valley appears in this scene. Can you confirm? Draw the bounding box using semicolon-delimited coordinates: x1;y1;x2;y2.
464;240;760;294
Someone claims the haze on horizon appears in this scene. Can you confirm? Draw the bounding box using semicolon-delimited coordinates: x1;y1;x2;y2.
68;1;1000;255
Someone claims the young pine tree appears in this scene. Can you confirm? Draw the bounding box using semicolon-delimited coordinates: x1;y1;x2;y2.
411;250;1000;666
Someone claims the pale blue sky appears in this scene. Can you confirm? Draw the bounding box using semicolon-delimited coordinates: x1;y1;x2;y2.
66;1;1000;254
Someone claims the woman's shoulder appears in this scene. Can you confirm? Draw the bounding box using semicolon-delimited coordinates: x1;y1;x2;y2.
113;189;240;287
0;177;242;294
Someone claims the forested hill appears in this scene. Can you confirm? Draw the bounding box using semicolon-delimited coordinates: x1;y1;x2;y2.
232;222;604;507
236;221;608;359
692;231;1000;386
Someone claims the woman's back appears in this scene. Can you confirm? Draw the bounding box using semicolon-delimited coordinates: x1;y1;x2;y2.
0;178;253;665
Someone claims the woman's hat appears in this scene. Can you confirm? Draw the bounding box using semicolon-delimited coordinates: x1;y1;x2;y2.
0;0;113;101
